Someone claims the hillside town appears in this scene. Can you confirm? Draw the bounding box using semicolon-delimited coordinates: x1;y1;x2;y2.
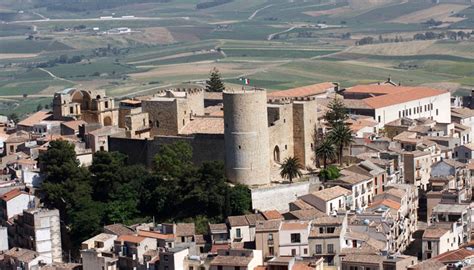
2;74;474;270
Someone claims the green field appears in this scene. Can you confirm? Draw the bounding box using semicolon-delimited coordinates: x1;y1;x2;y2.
0;0;472;117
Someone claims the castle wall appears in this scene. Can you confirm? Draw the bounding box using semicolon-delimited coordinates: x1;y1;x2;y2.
108;134;225;168
293;100;318;169
223;90;270;186
142;100;179;136
268;104;294;165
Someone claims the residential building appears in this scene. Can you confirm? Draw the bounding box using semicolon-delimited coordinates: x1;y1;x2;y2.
227;214;262;244
81;233;118;270
454;143;474;163
430;203;471;244
0;188;35;221
309;216;347;267
298;186;352;215
403;151;432;190
209;248;262;270
9;208;62;263
340;254;417;270
113;235;157;269
158;246;189;270
342;84;451;129
326;168;374;210
278;220;310;257
422;222;464;260
451;107;474;144
0;247;50;270
255;219;281;260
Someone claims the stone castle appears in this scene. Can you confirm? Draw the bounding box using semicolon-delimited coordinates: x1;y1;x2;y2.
54;83;337;186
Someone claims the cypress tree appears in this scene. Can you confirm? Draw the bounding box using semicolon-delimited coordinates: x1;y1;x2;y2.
206;67;225;92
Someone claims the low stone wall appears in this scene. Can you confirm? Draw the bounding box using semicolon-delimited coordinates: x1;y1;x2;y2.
251;181;311;212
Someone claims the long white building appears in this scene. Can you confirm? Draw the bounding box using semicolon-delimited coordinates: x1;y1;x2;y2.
343;84;451;129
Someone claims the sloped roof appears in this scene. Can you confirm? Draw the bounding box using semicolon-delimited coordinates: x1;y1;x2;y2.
268;82;335;98
17;111;53;127
310;186;352;201
344;85;447;109
262;210;284;220
1;189;28;202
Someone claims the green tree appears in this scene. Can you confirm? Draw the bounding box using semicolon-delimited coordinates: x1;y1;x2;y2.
328;122;354;165
280;156;303;183
229;184;251;215
319;165;340;181
315;138;336;169
324;97;348;128
36;104;43;112
154;141;194;180
205;67;225;92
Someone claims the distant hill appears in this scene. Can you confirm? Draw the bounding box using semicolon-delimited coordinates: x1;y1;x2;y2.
31;0;173;12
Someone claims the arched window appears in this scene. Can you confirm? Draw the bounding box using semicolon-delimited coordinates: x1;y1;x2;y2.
273;146;280;163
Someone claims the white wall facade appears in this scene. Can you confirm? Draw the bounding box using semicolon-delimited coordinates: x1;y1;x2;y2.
374;92;451;129
6;194;33;219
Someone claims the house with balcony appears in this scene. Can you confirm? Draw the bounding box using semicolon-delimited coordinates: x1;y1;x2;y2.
209;223;229;246
227;214;263;246
255;219;281;260
308;215;347;268
298;186;352;215
326;168;374;211
113;234;157;270
278;220;311;257
430;203;471;245
403;150;432;191
422;222;465;260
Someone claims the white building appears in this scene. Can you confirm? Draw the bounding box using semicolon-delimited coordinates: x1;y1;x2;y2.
0;226;8;251
0;189;35;221
452;107;474;144
299;186;352;215
278;221;311;257
343;84;451;129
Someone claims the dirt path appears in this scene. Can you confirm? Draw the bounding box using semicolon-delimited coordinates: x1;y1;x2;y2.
248;4;274;20
39;68;77;84
267;26;296;41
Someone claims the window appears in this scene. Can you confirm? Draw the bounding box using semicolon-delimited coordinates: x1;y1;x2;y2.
234;267;240;270
181;236;185;242
189;267;194;270
268;233;273;241
378;116;381;123
218;266;223;270
399;111;401;118
183;119;185;126
466;153;469;158
436;109;438;116
70;107;74;114
427;241;432;250
330;203;333;211
327;244;334;253
156;120;160;128
315;244;322;254
105;101;109;108
304;248;308;255
269;246;274;255
164;255;169;262
236;228;241;238
290;233;301;243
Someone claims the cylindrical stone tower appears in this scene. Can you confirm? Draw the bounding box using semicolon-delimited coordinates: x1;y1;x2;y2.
223;90;270;186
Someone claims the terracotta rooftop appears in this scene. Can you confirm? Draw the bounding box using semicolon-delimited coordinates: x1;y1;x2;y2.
268;82;335;98
287;209;327;220
339;169;372;185
1;189;27;202
17;111;53;127
256;220;281;232
311;186;351;201
452;107;474;119
116;234;147;244
280;221;309;231
423;225;450;239
210;255;252;266
209;223;228;233
344;85;447;109
104;224;134;236
176;223;195;236
137;230;174;240
180;117;224;135
433;246;474;263
292;262;314;270
341;253;384;264
61;120;86;131
262;210;284;220
290;199;314;210
369;199;401;210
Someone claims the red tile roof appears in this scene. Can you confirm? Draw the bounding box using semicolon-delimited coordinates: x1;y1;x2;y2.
433;247;474;263
280;221;309;231
345;85;448;109
268;82;335;98
1;189;27;202
17;111;53;127
137;230;174;240
369;199;401;210
262;210;283;220
116;234;146;244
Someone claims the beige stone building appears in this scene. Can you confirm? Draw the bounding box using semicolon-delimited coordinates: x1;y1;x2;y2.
53;88;118;126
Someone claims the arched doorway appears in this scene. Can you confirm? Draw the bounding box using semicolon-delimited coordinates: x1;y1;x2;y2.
273;145;280;163
104;116;112;126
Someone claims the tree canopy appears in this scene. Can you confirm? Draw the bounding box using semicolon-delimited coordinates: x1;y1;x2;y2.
38;140;251;255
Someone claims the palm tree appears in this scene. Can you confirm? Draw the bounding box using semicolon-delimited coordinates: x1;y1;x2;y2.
328;122;354;166
280;157;303;183
314;138;336;169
